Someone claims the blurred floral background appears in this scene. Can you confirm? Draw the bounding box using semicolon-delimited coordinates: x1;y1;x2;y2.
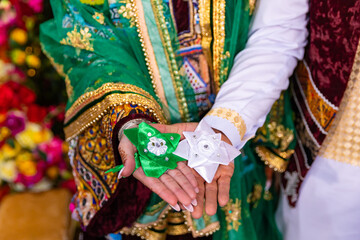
0;0;75;199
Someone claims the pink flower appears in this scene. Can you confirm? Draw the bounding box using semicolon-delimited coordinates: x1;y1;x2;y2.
38;137;64;165
5;112;25;136
15;161;46;187
27;0;43;13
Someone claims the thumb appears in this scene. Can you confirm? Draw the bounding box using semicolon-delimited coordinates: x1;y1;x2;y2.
118;135;137;178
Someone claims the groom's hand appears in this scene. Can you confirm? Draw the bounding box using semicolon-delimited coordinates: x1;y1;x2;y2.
191;130;235;218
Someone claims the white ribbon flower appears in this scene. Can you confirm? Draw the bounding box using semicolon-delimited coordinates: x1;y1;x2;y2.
173;121;240;183
147;137;168;156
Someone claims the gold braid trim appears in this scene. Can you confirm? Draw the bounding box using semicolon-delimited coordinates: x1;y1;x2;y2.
198;0;213;69
64;92;166;141
212;0;226;93
255;146;293;172
184;211;220;238
65;83;161;121
206;107;246;139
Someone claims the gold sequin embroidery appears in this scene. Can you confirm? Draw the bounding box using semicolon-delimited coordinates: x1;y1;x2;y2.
60;26;94;51
118;1;136;27
93;12;105;25
247;184;262;208
267;122;294;151
222;198;241;231
319;40;360;166
206;107;246;139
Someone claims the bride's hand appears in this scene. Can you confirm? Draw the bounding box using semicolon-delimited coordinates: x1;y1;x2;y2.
118;123;199;211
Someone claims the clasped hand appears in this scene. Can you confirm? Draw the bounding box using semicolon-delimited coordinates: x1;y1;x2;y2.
118;123;234;218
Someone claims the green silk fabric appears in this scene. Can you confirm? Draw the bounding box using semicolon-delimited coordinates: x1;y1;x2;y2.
106;122;185;178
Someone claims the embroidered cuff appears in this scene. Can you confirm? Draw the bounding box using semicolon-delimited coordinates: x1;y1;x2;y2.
202;108;247;149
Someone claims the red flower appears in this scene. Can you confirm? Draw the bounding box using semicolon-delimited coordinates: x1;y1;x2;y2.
18;85;36;105
0;84;20;113
27;104;47;123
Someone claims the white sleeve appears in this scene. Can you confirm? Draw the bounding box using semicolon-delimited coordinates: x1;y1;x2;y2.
201;0;309;149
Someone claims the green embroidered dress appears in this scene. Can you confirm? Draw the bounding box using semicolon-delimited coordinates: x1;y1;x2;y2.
41;0;294;239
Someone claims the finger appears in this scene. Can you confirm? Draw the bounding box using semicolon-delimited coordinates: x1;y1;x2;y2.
133;168;178;206
191;174;205;219
151;123;198;139
217;176;231;207
118;136;137;178
205;181;218;216
167;168;197;202
175;162;199;193
159;173;193;208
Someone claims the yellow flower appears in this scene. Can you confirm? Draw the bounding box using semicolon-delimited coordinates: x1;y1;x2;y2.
15;152;37;177
46;166;59;180
10;28;28;45
0;142;21;160
25;55;41;69
0;127;11;142
0;161;17;182
15;123;53;150
10;49;26;65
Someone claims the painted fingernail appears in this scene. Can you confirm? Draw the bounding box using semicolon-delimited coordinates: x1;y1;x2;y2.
169;203;181;212
117;168;125;179
184;204;194;212
191;199;197;206
195;187;200;193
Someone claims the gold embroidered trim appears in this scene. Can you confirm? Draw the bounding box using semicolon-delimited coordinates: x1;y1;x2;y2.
65;82;160;121
198;0;213;69
319;40;360;166
222;198;241;231
119;205;171;239
212;0;226;93
184;211;220;238
151;0;189;121
93;12;105;25
64;75;74;100
60;26;94;51
41;46;66;77
206;108;246;139
249;0;256;15
166;212;189;236
255;146;292;172
133;0;167;108
295;61;338;132
64;93;166;140
80;0;104;5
